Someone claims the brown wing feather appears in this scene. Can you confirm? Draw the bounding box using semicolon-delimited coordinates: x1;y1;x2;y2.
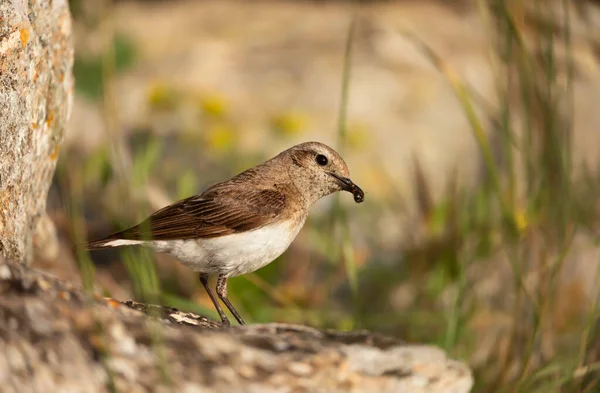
98;186;288;242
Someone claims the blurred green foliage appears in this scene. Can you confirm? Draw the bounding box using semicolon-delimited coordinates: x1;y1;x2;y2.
74;34;136;99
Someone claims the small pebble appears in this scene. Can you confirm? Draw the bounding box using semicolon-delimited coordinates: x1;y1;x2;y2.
238;364;257;379
0;265;12;280
288;362;313;377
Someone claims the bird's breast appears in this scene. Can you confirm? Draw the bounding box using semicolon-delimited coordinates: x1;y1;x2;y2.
151;217;306;277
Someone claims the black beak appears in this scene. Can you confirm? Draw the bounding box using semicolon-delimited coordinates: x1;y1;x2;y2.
328;172;365;203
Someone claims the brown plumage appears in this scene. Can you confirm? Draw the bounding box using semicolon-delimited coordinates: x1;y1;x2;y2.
86;141;364;326
87;183;291;246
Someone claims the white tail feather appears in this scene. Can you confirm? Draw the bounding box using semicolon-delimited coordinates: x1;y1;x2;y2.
101;239;144;247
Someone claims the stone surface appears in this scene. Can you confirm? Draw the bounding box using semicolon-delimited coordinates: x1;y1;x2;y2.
0;0;74;262
0;257;473;393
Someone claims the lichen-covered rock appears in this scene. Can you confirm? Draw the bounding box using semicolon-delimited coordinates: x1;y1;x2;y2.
0;0;74;262
0;258;474;393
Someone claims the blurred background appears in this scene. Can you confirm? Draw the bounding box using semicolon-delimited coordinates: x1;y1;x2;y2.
34;0;600;391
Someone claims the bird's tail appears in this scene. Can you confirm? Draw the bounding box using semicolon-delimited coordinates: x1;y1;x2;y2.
85;237;114;250
85;234;143;250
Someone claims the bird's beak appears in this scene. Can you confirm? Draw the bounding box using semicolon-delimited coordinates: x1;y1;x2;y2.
328;172;365;203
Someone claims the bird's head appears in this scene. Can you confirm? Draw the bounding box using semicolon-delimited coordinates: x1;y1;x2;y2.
282;141;364;206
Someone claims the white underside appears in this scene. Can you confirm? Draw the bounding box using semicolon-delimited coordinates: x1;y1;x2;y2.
102;219;305;277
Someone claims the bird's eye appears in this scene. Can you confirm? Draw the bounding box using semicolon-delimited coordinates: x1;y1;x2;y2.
316;154;328;166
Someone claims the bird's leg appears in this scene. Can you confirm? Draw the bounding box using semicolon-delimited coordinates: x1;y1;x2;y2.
199;273;230;326
216;274;246;326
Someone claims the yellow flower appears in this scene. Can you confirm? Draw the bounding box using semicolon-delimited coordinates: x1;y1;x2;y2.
147;82;177;110
513;209;528;234
206;124;235;152
271;112;308;137
200;94;228;118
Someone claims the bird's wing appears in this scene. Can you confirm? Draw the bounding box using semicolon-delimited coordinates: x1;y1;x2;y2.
92;186;288;244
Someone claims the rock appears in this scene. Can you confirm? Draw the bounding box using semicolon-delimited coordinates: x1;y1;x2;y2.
0;257;473;393
0;0;74;262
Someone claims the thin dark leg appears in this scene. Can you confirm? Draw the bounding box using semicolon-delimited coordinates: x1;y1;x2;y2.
199;273;230;326
216;274;246;326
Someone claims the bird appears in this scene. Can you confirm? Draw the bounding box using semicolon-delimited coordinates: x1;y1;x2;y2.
86;141;364;326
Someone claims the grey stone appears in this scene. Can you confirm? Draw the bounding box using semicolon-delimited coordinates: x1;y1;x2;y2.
0;0;74;262
0;258;474;393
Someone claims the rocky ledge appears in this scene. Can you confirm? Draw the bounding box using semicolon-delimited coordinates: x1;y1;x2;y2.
0;259;472;393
